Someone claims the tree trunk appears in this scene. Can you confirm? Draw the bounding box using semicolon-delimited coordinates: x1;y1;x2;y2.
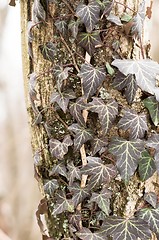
21;0;159;239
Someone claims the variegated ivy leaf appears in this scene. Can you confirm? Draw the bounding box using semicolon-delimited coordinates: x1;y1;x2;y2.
144;192;157;208
53;190;74;216
33;0;46;22
50;90;76;113
88;98;118;136
53;65;72;90
79;64;106;98
68;19;80;39
154;150;159;174
90;188;112;215
101;216;152;240
118;109;148;139
54;20;67;36
68;124;93;151
107;14;122;26
143;96;159;126
138;150;156;181
91;137;108;156
50;163;67;178
76;227;106;240
78;31;102;56
146;133;159;150
102;0;114;16
131;0;145;39
49;135;73;160
67;161;81;186
69;212;82;230
69;97;86;127
39;42;57;62
112;59;159;101
43;179;59;196
81;157;117;188
69;183;90;207
76;1;100;32
29;72;38;101
137;205;159;238
109;137;144;182
112;72;137;104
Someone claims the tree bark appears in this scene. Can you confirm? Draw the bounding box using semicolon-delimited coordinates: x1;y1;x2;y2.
21;0;159;239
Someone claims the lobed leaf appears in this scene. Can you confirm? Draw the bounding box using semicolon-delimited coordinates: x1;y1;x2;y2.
39;42;57;62
81;157;117;188
91;137;108;156
50;162;67;178
112;72;137;104
49;135;73;160
76;227;106;240
68;19;80;39
112;59;159;101
107;14;122;26
43;179;59;196
69;97;86;127
118;109;148;139
101;216;152;240
55;20;67;36
76;1;100;32
143;96;159;126
33;0;46;22
53;65;72;90
144;192;157;208
109;137;144;182
68;124;93;151
78;31;102;56
69;183;90;207
138;150;156;181
67;162;81;186
146;133;159;150
88;98;118;136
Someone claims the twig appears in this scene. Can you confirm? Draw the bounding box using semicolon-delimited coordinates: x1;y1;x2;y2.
61;0;75;14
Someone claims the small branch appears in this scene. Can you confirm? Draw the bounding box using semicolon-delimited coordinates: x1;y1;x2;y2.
114;1;136;13
61;0;75;14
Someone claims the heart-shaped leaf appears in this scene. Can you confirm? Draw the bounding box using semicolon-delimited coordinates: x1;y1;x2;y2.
49;135;73;160
78;63;106;98
109;137;144;182
143;96;159;126
69;183;90;207
43;179;59;196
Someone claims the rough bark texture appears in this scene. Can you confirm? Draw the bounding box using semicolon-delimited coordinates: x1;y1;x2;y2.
21;0;159;239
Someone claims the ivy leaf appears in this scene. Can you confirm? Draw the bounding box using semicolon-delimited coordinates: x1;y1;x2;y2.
91;137;108;156
69;97;86;127
53;65;72;90
101;216;152;240
137;206;159;238
68;19;80;39
69;212;82;230
88;98;118;136
68;124;93;151
112;72;137;104
81;157;117;188
50;90;76;113
112;59;159;101
144;192;157;208
107;14;122;26
76;1;100;32
53;190;74;216
143;96;159;126
29;72;38;101
102;0;114;16
69;183;90;207
39;42;57;62
67;162;81;186
118;109;148;139
78;32;102;56
109;137;144;182
146;133;159;150
138;150;156;181
43;179;59;196
79;64;106;98
90;188;112;215
55;20;67;36
154;150;159;174
131;0;145;39
33;0;46;22
50;163;67;178
49;135;73;160
76;227;106;240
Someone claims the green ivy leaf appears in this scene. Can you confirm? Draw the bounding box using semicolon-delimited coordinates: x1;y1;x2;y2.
76;1;100;32
90;188;112;215
67;162;81;186
137;206;159;238
88;98;118;135
81;157;117;188
118;109;148;139
68;124;93;151
112;59;159;101
106;62;115;75
109;137;144;182
101;216;152;240
143;96;159;126
144;192;157;208
68;19;80;39
50;163;67;178
76;227;106;240
69;183;90;207
43;179;59;196
138;150;156;181
55;20;67;35
107;14;122;26
39;42;57;62
49;135;73;160
78;31;102;56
